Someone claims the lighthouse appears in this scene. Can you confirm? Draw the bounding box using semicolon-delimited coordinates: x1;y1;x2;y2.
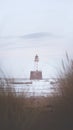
34;54;39;71
30;54;42;80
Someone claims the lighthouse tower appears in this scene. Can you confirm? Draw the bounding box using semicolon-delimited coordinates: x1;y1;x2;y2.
34;54;39;71
30;54;42;80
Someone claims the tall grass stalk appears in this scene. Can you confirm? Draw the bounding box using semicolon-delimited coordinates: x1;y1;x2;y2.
51;54;73;129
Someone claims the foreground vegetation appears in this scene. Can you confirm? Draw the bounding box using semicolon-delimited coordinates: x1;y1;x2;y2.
0;54;73;130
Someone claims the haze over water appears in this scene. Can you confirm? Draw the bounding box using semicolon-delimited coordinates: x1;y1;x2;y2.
0;0;73;78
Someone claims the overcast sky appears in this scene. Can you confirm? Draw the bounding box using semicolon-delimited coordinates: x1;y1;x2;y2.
0;0;73;78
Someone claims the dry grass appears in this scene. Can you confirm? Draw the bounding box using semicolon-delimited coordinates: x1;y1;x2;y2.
0;54;73;130
50;54;73;130
0;69;49;130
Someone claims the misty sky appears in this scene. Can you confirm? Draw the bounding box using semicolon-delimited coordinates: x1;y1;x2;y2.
0;0;73;78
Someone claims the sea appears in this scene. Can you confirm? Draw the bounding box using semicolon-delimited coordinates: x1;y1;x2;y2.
13;79;57;97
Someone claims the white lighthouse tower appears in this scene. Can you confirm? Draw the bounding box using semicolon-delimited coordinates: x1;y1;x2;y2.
30;54;42;80
34;54;39;71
